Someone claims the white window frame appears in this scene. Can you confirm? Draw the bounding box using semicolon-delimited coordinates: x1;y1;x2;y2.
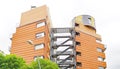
36;21;45;28
34;44;44;50
36;32;45;38
98;56;104;61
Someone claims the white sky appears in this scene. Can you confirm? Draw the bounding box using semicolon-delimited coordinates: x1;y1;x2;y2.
0;0;120;69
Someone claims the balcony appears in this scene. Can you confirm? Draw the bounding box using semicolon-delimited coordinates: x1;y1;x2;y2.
98;52;106;59
98;61;107;68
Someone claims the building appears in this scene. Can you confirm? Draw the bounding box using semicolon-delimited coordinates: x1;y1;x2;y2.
11;5;106;69
74;15;106;69
11;5;51;63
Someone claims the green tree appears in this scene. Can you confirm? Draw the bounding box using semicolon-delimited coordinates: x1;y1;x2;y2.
30;58;59;69
0;53;59;69
0;53;5;68
20;64;33;69
0;53;26;69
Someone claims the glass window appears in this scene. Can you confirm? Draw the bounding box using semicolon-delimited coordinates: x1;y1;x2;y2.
36;32;45;38
98;56;104;61
76;41;81;46
76;51;81;56
37;22;45;28
88;18;91;24
97;48;103;52
75;23;79;27
98;66;104;69
76;32;80;36
35;44;44;50
77;62;82;67
34;56;44;61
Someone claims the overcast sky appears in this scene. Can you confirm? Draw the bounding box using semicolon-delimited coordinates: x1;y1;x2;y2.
0;0;120;69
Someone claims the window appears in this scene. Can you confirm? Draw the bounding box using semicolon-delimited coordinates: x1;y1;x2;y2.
97;48;103;52
98;56;104;61
88;18;91;24
76;32;80;36
98;66;105;69
76;51;81;56
76;41;81;46
35;44;44;50
77;62;82;67
34;56;44;61
36;32;45;38
75;23;79;27
37;22;45;28
96;40;101;43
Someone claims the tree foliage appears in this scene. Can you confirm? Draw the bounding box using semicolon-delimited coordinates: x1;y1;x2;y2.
30;58;59;69
0;53;25;69
21;58;59;69
0;53;59;69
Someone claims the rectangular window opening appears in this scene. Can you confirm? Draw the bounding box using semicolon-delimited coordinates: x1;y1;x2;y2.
37;21;46;28
77;62;82;67
76;41;81;46
76;32;80;36
34;43;44;50
97;47;103;52
76;51;81;56
36;32;45;38
75;23;79;27
98;56;104;61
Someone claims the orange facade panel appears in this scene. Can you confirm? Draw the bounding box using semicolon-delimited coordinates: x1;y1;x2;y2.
98;61;107;68
96;42;106;51
97;52;106;59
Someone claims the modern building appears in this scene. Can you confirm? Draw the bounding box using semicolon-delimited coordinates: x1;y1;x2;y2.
10;5;51;63
73;15;106;69
11;5;106;69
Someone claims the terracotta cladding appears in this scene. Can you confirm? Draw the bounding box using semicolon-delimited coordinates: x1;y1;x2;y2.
76;32;106;69
11;21;50;63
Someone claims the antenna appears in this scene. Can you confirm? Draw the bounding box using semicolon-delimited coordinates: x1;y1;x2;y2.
31;6;36;9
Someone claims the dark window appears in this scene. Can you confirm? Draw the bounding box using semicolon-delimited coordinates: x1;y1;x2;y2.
76;41;81;46
88;18;91;20
76;32;80;36
76;51;81;56
75;23;79;27
77;62;82;67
